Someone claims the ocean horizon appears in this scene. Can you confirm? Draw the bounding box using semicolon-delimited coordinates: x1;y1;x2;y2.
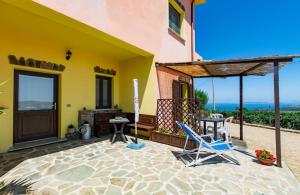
206;102;300;111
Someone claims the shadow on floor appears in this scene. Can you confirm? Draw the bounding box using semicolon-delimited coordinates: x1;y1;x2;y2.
171;150;240;166
169;137;253;167
232;137;248;148
0;178;34;195
0;136;111;178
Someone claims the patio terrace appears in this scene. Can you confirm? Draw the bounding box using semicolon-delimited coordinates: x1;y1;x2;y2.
0;135;299;194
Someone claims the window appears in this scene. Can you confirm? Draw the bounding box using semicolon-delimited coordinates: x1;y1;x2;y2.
96;76;112;109
169;3;182;35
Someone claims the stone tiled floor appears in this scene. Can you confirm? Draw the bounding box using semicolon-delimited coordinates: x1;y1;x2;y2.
229;123;300;180
0;136;300;194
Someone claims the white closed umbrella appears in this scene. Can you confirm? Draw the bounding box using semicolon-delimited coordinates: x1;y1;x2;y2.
127;79;145;149
133;79;139;143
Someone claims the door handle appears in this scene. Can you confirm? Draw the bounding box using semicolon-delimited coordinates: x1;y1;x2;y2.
53;102;57;110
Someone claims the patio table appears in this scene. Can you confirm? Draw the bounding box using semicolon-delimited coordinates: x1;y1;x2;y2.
109;118;129;143
199;117;225;140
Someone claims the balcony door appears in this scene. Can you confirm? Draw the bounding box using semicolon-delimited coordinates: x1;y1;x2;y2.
14;70;58;143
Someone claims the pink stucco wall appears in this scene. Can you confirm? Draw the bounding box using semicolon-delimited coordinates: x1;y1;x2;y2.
156;67;192;99
33;0;197;62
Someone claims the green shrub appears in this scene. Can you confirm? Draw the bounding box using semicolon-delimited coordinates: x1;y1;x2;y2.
159;127;169;134
213;110;300;130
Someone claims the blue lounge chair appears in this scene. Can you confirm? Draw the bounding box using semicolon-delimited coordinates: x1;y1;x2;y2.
176;121;240;167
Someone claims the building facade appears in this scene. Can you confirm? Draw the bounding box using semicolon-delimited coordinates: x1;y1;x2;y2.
0;0;205;152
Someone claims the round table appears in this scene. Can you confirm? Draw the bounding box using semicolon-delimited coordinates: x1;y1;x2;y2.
199;117;225;140
109;118;129;143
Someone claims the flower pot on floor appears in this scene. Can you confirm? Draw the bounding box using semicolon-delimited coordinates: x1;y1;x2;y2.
258;157;276;166
255;149;276;166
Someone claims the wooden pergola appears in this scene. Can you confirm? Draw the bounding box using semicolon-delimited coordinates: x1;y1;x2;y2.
156;55;299;167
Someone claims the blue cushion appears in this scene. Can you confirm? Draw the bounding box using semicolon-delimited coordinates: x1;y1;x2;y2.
180;123;198;141
204;143;231;151
178;122;233;151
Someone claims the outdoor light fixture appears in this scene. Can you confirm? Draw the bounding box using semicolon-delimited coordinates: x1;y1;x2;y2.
65;50;72;60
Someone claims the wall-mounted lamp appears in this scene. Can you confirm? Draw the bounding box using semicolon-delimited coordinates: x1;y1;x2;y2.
65;50;72;60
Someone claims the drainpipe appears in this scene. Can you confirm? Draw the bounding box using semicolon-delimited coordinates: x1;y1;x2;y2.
191;0;195;61
191;0;195;98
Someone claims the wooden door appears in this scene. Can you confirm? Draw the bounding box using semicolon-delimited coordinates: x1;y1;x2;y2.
172;80;180;100
14;70;58;143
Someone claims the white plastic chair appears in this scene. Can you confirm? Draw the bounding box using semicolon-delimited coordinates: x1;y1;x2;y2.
210;113;224;119
217;117;234;143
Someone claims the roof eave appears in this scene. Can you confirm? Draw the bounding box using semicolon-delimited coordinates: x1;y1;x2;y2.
194;0;206;5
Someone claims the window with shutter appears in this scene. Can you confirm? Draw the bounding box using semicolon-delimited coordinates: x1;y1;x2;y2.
169;3;182;35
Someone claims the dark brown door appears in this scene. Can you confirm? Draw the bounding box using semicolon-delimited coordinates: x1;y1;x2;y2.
14;70;58;143
172;80;180;100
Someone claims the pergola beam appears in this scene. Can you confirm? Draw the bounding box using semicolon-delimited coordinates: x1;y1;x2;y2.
201;65;212;76
194;73;265;78
161;66;193;77
240;62;268;75
156;55;299;78
190;58;293;65
157;55;296;67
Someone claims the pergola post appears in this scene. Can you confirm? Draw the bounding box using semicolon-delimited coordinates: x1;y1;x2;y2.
274;61;282;167
239;75;243;140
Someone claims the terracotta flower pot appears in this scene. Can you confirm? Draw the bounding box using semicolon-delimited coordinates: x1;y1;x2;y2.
258;157;275;166
231;119;240;124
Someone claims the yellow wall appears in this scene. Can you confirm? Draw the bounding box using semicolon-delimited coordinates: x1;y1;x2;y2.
0;32;122;152
182;83;189;98
119;56;158;115
0;30;158;152
0;1;158;152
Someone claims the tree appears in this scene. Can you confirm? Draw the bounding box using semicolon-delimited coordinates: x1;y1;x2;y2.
195;89;209;109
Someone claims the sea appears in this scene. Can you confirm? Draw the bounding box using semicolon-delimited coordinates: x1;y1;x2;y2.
205;103;300;111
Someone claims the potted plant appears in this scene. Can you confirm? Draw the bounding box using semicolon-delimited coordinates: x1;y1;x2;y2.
159;127;169;134
178;129;187;137
151;128;171;144
255;149;276;165
170;129;187;148
232;119;240;124
151;127;197;149
68;124;76;134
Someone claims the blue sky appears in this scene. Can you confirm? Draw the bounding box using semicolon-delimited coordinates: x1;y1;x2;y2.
194;0;300;104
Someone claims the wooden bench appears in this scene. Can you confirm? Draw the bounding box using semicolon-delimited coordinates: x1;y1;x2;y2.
126;114;156;139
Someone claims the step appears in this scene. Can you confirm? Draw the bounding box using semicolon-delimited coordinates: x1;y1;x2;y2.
8;137;68;152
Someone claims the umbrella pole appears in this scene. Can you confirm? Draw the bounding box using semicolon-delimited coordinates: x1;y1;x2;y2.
135;122;138;144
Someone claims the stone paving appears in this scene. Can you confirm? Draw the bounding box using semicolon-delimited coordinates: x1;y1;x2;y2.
229;123;300;180
0;136;300;195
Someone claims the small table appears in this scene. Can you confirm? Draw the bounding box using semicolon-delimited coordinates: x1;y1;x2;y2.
109;118;129;143
199;117;225;140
